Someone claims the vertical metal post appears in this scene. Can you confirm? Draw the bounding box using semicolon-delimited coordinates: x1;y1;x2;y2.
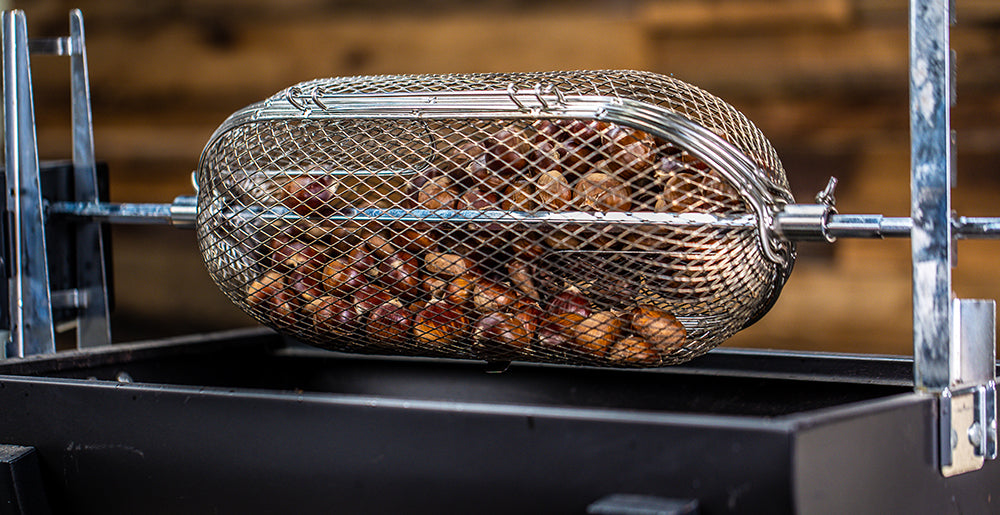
68;9;110;348
2;10;55;357
910;0;953;393
910;0;997;476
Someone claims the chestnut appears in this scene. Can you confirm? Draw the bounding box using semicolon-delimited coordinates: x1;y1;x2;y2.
414;300;468;349
307;296;360;338
444;141;489;189
368;298;413;348
473;312;532;355
600;126;656;179
607;336;663;365
389;227;438;254
506;260;540;301
377;251;422;298
278;175;336;216
531;140;566;173
501;181;535;212
574;171;632;212
536;313;585;352
270;237;325;276
630;305;686;350
569;310;624;354
412;174;459;210
546;286;591;317
534;170;573;211
246;271;298;328
347;247;378;278
657;170;742;214
425;252;474;277
286;264;326;303
423;272;474;306
353;284;393;314
484;128;532;175
473;278;521;313
322;257;367;295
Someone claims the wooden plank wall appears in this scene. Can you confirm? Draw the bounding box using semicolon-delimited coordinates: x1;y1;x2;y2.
18;0;1000;354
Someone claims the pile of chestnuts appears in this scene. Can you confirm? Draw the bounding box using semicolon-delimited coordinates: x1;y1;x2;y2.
244;119;746;366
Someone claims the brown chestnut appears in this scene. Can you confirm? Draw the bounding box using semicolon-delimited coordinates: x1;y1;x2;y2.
656;170;742;214
569;310;624;354
378;251;421;298
246;271;298;328
484;128;532;175
414;300;468;349
546;286;591;317
278;175;336;216
412;174;459;210
368;298;413;348
630;305;686;350
307;296;360;338
322;257;367;295
534;170;573;211
425;252;474;277
501;181;535;212
600;126;656;179
473;312;532;355
574;171;632;212
607;336;663;365
536;313;585;352
353;284;393;314
506;260;540;301
473;278;521;313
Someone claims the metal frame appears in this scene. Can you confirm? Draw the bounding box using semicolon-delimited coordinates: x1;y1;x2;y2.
1;9;110;359
0;3;997;478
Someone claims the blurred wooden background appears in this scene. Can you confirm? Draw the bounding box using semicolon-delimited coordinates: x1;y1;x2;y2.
18;0;1000;354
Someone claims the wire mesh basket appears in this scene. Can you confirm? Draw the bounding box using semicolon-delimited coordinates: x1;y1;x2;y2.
196;70;795;367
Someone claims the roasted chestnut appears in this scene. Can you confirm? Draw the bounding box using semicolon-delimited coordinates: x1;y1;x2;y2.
630;305;686;350
473;312;532;356
368;298;413;348
574;171;632;212
484;128;532;175
534;170;573;210
472;278;521;313
600;126;656;179
546;286;591;317
353;284;393;314
607;336;662;365
411;174;459;210
414;300;468;348
425;252;474;277
307;296;360;338
501;181;535;212
246;271;298;328
506;259;540;301
536;313;585;352
569;310;624;353
321;257;367;295
278;175;336;216
378;251;422;298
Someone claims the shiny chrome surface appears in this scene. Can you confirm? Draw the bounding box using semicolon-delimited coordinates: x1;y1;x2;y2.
3;10;54;357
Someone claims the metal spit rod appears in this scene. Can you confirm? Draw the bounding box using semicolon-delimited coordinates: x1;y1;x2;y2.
46;198;1000;242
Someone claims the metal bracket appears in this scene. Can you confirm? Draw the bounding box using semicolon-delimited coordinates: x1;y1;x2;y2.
1;9;110;357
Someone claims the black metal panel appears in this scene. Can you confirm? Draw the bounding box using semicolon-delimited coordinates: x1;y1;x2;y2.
0;376;793;514
793;395;1000;514
0;445;50;515
0;331;996;513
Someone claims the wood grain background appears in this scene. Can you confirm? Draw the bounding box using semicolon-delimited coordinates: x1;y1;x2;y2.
18;0;1000;355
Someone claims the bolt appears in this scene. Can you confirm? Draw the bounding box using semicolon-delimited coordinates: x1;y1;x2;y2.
968;422;983;448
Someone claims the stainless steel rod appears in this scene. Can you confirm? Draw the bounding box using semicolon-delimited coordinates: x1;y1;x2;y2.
45;200;1000;241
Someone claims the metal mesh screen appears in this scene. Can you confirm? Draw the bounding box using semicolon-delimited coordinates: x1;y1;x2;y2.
196;71;793;367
